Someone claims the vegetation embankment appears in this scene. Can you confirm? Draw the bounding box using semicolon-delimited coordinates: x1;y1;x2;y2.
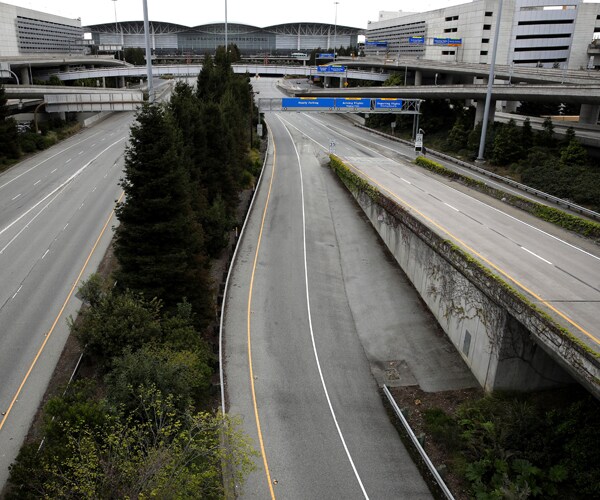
414;155;600;239
393;387;600;500
366;88;600;215
5;46;262;498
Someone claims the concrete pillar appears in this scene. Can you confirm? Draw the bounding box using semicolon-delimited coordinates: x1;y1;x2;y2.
324;76;331;88
414;70;422;86
579;104;600;125
474;99;496;127
339;76;347;88
102;77;106;88
117;76;126;88
503;101;518;113
20;67;30;85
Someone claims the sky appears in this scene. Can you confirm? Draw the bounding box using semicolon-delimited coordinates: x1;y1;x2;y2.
4;0;469;29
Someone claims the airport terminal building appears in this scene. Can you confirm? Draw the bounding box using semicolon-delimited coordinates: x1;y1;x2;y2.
84;21;363;56
366;0;600;70
0;1;83;57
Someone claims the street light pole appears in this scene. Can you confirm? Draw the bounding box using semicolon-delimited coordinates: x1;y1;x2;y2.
333;1;339;59
111;0;119;59
477;0;503;162
142;0;154;102
225;0;228;54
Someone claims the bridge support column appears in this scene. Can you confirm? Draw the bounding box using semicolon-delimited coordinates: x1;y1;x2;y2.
502;101;518;113
117;76;126;88
414;70;422;86
474;99;496;128
339;76;347;88
20;67;30;85
324;76;331;88
102;77;106;88
579;104;600;125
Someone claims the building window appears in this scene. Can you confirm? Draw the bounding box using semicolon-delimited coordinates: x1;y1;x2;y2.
516;33;571;40
445;15;459;21
483;24;492;30
485;11;493;16
444;27;458;33
442;50;456;55
482;38;490;43
518;19;574;26
480;50;488;55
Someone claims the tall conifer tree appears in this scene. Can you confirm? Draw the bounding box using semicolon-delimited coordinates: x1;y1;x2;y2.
114;103;213;326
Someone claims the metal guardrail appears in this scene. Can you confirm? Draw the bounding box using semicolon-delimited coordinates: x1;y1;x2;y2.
382;385;455;500
354;124;600;222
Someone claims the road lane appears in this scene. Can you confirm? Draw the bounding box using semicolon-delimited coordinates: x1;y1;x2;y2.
0;112;133;488
225;82;434;498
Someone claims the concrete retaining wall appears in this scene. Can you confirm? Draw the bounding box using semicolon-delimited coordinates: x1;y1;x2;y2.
345;185;599;396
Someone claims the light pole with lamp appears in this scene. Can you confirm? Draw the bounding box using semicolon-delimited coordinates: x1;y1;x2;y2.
477;0;503;162
111;0;120;60
333;1;339;59
142;0;153;101
225;0;228;54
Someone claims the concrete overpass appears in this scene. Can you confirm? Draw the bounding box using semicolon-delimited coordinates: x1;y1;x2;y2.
298;83;600;125
3;85;143;112
339;56;600;86
47;64;390;85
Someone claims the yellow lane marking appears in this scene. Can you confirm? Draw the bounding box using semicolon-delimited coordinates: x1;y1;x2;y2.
342;158;599;347
248;129;276;499
0;191;125;432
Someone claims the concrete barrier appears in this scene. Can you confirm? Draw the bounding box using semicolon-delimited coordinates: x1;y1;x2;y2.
333;160;599;397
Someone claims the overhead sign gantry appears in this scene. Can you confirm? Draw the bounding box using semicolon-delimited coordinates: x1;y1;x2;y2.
259;97;422;114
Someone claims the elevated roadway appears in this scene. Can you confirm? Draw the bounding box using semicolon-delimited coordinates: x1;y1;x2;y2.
340;57;600;86
297;83;600;105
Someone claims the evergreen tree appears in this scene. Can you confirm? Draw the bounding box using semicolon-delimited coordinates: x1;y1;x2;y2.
521;117;534;151
560;138;588;167
536;117;555;148
114;103;213;326
0;85;20;160
492;119;523;165
446;117;469;152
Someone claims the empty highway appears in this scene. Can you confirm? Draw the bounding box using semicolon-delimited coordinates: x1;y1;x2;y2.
0;113;133;487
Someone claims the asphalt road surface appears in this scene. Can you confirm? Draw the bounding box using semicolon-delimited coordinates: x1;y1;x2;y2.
224;78;599;498
0;112;133;488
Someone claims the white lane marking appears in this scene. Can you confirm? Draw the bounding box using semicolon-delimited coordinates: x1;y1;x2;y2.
0;131;101;191
0;138;125;239
279;115;370;500
42;249;50;259
78;151;84;155
522;247;553;265
91;143;96;147
66;159;72;164
64;224;69;230
0;190;64;254
34;180;41;186
79;203;85;210
50;169;57;173
444;202;460;212
284;114;600;264
401;178;412;185
12;286;22;300
92;186;97;193
12;194;21;201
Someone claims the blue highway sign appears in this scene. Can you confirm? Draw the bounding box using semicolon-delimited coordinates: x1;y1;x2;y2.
374;98;404;110
282;97;336;110
335;98;371;110
317;65;347;73
317;53;335;58
409;37;425;44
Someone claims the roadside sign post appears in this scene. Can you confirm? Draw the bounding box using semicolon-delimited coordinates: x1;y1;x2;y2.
415;132;423;153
